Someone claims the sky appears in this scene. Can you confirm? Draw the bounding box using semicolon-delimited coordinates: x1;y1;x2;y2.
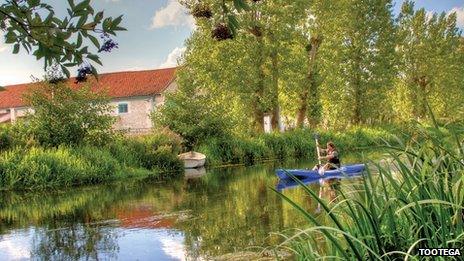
0;0;463;86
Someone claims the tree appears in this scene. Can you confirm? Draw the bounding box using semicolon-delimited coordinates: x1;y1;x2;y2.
308;0;396;128
0;0;125;79
153;66;235;149
394;1;464;121
25;81;115;147
181;0;311;133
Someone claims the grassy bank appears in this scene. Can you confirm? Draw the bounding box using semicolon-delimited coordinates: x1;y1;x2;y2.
275;122;464;259
2;121;460;191
197;126;400;167
0;127;184;190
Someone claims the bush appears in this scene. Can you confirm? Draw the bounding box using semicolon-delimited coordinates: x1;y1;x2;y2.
0;125;12;151
197;127;400;166
73;146;122;181
153;80;234;149
106;132;184;174
25;82;115;147
0;147;97;189
138;128;183;155
148;146;184;177
0;121;186;190
0;139;184;190
106;138;146;167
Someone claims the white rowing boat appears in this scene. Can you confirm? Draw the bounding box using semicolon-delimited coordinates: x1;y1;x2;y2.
178;151;206;169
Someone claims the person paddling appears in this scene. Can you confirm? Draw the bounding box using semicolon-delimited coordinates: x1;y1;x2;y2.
313;141;341;171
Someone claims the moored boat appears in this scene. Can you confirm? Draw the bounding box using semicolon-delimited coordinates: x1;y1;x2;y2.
178;151;206;169
276;164;365;180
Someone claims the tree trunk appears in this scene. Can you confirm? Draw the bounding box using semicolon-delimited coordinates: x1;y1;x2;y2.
253;36;266;133
352;50;363;125
353;84;362;124
417;76;429;119
270;50;281;131
307;64;321;128
296;35;323;128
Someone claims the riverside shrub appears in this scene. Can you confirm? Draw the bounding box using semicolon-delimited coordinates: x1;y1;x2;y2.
0;136;184;190
107;131;183;173
0;147;98;189
25;82;114;147
197;127;398;166
0;125;11;151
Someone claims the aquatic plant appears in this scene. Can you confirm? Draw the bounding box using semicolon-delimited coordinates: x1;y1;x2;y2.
274;121;464;259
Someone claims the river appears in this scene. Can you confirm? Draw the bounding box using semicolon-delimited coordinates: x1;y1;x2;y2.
0;152;378;260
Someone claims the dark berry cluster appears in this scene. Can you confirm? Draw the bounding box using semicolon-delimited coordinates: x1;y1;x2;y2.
98;33;119;53
212;24;233;41
192;5;212;18
76;65;92;83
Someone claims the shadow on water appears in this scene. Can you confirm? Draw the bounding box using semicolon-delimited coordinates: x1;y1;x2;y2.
0;151;381;260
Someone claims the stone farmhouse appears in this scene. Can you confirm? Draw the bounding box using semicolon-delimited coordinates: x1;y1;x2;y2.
0;67;177;133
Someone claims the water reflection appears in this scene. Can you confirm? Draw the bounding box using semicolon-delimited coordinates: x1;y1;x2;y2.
0;156;370;260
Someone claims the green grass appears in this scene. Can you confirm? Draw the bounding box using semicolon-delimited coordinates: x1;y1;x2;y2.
0;131;184;191
197;126;399;167
274;121;464;260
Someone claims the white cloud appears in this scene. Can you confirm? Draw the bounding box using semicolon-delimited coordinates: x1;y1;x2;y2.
151;0;195;29
159;47;186;68
159;236;186;260
448;7;464;28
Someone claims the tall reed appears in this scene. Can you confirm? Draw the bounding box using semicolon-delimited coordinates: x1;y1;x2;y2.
275;121;464;260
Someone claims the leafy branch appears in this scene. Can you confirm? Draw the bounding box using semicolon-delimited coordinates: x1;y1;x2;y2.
0;0;126;78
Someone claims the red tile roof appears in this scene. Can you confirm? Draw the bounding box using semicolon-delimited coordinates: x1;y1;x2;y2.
0;67;177;109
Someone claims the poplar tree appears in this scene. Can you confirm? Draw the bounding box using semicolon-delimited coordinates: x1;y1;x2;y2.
395;1;464;121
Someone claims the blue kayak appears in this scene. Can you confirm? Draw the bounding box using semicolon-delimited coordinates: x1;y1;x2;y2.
276;172;365;191
276;164;365;180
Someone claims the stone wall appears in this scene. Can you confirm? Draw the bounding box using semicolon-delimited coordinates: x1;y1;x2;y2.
111;96;154;131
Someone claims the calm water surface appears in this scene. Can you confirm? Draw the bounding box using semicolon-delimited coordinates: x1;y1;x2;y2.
0;153;377;260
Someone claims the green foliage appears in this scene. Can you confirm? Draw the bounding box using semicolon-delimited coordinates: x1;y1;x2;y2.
197;127;396;166
0;0;125;78
0;146;115;189
0;125;12;151
0;142;184;190
147;146;184;177
394;1;464;121
180;0;463;131
25;82;115;147
0;122;39;150
0;129;184;190
277;123;464;259
106;131;184;174
317;0;397;126
153;74;235;149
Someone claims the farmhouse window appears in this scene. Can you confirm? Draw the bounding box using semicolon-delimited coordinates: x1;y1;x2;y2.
118;103;129;114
